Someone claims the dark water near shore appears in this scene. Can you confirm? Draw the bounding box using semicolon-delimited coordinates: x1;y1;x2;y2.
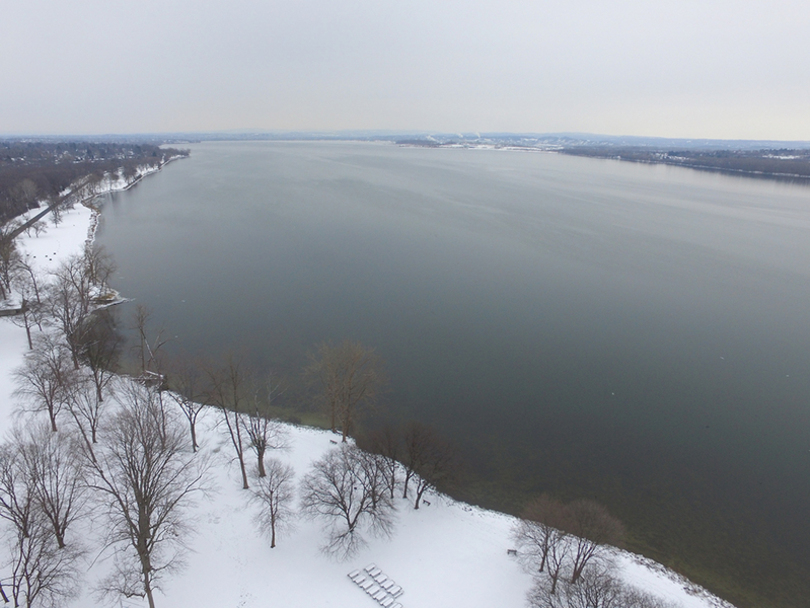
96;141;810;603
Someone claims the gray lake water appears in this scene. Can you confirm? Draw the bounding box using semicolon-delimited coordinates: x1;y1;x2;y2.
96;141;810;580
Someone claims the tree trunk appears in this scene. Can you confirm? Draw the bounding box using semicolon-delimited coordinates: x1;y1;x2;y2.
403;471;412;499
235;420;249;489
144;572;156;608
341;405;351;443
189;420;198;453
22;304;33;350
140;537;156;608
257;445;266;478
414;481;428;510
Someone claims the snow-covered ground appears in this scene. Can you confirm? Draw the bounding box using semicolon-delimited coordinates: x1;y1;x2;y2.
0;201;737;608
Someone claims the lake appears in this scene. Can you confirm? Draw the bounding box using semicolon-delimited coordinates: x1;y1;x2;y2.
96;141;810;605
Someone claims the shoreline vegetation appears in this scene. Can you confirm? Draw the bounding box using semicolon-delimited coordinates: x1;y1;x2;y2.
556;147;810;181
0;141;190;225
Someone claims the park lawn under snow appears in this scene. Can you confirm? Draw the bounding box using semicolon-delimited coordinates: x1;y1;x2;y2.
0;202;735;608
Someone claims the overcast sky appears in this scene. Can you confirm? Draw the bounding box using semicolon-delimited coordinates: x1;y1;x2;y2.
2;0;808;139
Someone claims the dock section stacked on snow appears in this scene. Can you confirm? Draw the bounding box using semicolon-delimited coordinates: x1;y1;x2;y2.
348;564;404;607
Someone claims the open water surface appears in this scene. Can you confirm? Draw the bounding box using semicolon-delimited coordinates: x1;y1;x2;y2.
96;141;810;600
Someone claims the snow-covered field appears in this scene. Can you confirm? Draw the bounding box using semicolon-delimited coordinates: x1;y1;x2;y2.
0;201;736;608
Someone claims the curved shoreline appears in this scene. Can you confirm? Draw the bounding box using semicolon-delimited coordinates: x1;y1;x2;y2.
7;153;187;241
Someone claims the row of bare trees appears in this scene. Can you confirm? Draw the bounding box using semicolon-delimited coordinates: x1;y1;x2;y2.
5;344;209;608
0;424;85;607
1;227;211;607
1;226;464;598
295;420;459;560
176;349;458;559
2;380;208;608
512;495;676;608
514;495;626;591
86;383;207;608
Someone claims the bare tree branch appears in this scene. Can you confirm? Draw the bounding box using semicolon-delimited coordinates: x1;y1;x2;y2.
205;355;250;489
12;334;76;433
165;355;207;453
402;421;457;509
241;376;288;478
300;445;395;559
250;458;295;548
85;382;207;608
305;341;386;442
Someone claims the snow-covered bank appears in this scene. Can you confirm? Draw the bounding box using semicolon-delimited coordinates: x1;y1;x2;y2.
5;154;184;245
0;205;736;608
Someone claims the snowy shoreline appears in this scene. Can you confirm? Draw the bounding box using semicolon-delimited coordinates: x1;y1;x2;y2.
0;180;736;608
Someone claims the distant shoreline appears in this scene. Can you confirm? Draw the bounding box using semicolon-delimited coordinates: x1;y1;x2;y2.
395;139;810;183
557;149;810;182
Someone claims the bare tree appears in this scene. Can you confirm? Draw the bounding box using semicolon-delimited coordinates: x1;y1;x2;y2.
14;256;43;311
0;440;82;608
357;425;401;500
86;382;206;608
13;424;86;550
31;221;48;238
356;448;395;514
241;377;288;478
514;496;625;592
513;495;570;574
4;514;81;608
77;308;121;403
206;355;250;489
0;443;34;547
13;334;76;432
300;445;395;559
165;355;207;452
306;341;386;442
65;373;106;457
250;458;295;548
82;244;115;295
10;257;45;349
10;297;37;350
46;255;93;369
49;201;63;227
563;499;625;584
401;421;457;509
527;564;677;608
132;305;168;382
0;220;21;302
